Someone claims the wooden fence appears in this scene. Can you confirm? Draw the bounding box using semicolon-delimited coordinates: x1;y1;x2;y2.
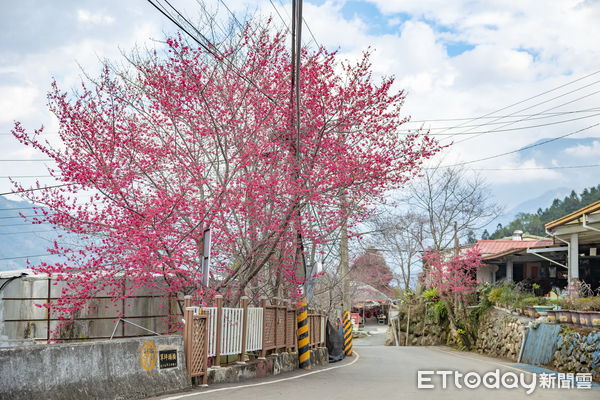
182;295;327;380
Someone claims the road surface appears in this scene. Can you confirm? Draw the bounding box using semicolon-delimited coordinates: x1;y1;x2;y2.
154;333;598;400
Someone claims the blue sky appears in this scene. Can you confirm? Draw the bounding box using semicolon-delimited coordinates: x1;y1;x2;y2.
1;0;600;267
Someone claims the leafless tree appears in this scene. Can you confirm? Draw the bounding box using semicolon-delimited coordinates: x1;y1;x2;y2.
405;163;502;252
368;212;425;291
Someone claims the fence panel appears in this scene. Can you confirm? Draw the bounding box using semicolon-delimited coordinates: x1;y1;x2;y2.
221;307;244;356
320;315;326;346
263;307;276;349
286;310;296;348
204;307;217;357
275;307;286;348
247;307;263;351
187;314;208;377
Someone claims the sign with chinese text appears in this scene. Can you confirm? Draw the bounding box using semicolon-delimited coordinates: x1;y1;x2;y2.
159;349;178;369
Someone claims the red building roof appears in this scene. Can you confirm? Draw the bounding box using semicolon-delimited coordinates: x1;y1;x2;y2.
474;239;554;257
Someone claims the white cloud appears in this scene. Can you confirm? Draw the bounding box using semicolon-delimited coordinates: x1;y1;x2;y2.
1;0;600;206
77;9;115;25
564;140;600;157
478;158;563;184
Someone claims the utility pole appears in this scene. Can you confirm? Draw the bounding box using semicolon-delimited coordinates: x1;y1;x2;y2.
453;221;459;256
290;0;311;371
340;194;350;312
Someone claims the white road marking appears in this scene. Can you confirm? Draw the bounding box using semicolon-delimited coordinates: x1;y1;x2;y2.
161;351;361;399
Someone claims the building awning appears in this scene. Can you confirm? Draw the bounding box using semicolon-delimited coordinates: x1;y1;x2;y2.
545;200;600;230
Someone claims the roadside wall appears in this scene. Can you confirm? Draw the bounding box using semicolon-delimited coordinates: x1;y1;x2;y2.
0;335;190;400
474;307;528;361
552;328;600;382
208;347;329;385
391;302;450;346
475;307;600;382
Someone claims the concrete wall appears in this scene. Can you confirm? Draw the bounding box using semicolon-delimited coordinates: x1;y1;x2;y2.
0;335;190;400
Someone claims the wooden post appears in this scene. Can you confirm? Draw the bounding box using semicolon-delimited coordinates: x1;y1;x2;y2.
273;297;280;352
259;297;268;359
240;296;249;363
214;295;224;367
183;295;193;378
283;299;291;351
405;305;411;347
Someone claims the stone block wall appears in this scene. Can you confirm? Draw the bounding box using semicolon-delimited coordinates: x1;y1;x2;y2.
391;302;450;346
474;307;529;361
552;328;600;382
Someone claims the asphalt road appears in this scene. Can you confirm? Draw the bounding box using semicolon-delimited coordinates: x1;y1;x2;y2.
155;335;599;400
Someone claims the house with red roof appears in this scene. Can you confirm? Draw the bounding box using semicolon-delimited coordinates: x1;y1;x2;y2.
471;230;567;294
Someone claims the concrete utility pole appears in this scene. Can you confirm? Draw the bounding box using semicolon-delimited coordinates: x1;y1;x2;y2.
453;221;459;256
340;196;350;312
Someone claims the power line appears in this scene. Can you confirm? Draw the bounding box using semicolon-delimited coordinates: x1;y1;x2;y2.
146;0;279;104
0;215;42;220
469;163;600;171
0;230;54;235
0;207;40;211
0;159;53;162
411;111;600;136
450;84;600;144
0;184;71;197
0;176;53;178
401;108;600;128
0;254;57;261
0;222;50;227
438;121;600;168
269;0;290;32
431;69;600;140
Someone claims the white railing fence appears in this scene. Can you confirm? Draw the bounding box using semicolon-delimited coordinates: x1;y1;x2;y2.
204;307;217;357
220;307;244;356
246;307;264;352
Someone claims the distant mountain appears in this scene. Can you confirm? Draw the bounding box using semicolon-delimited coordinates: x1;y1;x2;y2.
501;187;571;224
0;197;63;271
487;183;600;239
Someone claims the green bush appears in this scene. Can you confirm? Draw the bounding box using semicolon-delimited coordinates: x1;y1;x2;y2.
487;287;503;304
423;287;440;302
571;297;600;311
517;296;548;307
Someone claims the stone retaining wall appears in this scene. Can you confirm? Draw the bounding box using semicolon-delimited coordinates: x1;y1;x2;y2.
552;328;600;382
208;347;329;385
474;307;600;382
390;302;450;346
474;307;529;361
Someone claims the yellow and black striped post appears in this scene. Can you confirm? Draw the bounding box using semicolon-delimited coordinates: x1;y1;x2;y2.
343;311;353;356
297;297;311;369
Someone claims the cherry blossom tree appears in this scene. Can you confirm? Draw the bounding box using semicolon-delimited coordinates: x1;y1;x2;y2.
12;20;440;325
422;248;482;348
350;248;394;296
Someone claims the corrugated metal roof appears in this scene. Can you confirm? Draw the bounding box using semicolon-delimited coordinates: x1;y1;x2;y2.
474;239;554;256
